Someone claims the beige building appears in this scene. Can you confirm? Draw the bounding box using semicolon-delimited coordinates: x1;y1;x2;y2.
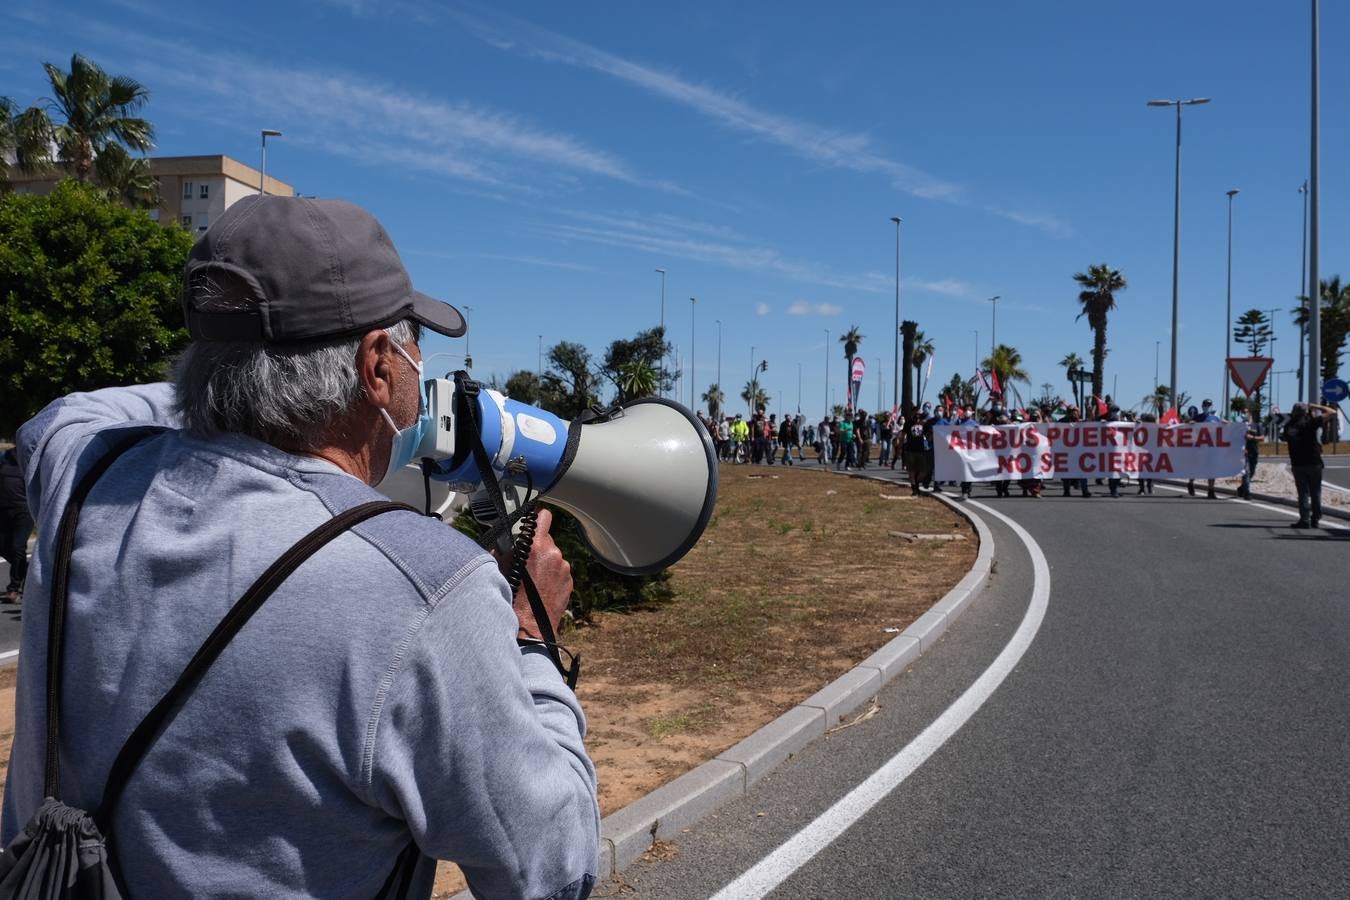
6;155;294;235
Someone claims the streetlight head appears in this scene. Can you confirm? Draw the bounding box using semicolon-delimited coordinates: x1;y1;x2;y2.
261;129;282;137
989;295;1001;302
1227;189;1240;197
890;216;901;224
1185;97;1212;105
1147;100;1174;107
654;267;665;274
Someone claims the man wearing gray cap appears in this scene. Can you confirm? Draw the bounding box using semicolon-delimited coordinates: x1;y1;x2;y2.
2;196;599;899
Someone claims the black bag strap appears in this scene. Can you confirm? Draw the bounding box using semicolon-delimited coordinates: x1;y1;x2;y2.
45;429;156;799
92;497;416;829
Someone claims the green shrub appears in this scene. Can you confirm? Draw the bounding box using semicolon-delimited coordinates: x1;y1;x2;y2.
451;505;674;625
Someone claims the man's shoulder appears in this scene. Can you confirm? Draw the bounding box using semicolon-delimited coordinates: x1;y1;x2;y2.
295;469;490;599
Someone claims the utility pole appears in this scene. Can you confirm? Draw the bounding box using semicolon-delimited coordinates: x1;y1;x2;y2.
1224;189;1239;417
1308;0;1322;404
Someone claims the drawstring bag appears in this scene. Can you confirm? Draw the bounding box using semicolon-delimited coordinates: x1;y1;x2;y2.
0;431;421;898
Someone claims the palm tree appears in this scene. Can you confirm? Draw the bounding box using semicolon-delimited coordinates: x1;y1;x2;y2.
838;325;863;407
1058;352;1085;408
92;142;158;207
982;344;1031;406
702;383;725;420
1072;264;1127;399
741;380;769;410
911;330;935;405
32;54;154;184
1;96;51;190
616;358;659;402
1292;276;1350;381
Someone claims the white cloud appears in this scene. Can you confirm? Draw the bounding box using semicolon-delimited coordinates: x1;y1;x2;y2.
456;10;1071;235
906;278;973;297
755;303;771;316
53;20;679;197
787;300;843;316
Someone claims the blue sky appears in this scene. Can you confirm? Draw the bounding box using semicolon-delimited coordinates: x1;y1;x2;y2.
3;0;1345;417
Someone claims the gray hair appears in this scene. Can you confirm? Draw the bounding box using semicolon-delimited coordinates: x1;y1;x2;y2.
173;295;418;447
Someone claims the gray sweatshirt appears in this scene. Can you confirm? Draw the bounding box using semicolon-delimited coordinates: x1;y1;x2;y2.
2;384;599;899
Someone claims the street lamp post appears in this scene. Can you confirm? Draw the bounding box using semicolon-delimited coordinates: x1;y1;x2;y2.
973;331;979;371
260;129;282;194
823;329;829;416
715;319;722;411
690;297;697;410
988;296;1001;354
749;346;755;416
1224;189;1239;417
654;268;666;397
1149;96;1211;415
877;357;883;410
1308;0;1322;405
1298;181;1309;401
891;217;902;416
537;334;542;376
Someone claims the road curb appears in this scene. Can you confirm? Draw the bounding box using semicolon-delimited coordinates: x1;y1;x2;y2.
588;477;996;882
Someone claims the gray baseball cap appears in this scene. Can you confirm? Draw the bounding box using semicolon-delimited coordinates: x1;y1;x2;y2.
182;195;465;343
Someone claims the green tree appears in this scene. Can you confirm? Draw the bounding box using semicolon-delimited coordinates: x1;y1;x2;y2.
600;326;672;401
981;344;1030;396
0;181;194;436
941;372;976;410
539;341;599;420
1;97;52;192
615;357;659;402
1232;309;1272;356
740;378;768;411
503;369;545;406
1059;351;1085;408
911;330;934;405
1072;264;1127;399
1292;276;1350;381
701;382;725;420
838;324;863;407
30;54;154;185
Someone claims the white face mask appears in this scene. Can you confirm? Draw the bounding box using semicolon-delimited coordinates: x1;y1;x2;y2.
376;342;428;485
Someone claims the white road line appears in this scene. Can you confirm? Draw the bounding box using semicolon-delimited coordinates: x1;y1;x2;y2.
710;501;1051;900
1151;482;1349;531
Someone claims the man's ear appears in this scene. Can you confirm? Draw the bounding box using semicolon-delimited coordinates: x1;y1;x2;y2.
357;329;396;410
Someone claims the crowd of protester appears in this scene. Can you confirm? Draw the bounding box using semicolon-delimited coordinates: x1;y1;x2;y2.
695;390;1319;508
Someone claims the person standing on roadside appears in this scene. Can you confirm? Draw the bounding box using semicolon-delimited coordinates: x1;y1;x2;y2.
1239;408;1264;499
817;415;832;465
1282;402;1336;528
836;415;855;471
901;416;930;496
0;448;32;604
878;412;895;468
854;409;871;469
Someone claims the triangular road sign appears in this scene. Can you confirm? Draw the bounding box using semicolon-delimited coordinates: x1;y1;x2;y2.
1227;357;1274;396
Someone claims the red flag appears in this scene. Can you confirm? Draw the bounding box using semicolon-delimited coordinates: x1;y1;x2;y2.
989;369;1002;396
1160;407;1180;425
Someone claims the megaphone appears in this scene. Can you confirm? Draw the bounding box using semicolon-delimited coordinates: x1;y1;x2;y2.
378;374;718;575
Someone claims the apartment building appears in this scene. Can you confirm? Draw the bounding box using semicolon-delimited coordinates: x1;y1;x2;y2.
6;154;294;234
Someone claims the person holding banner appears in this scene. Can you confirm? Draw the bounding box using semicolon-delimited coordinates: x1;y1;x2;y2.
1282;402;1337;528
1187;401;1220;498
901;416;930;496
1239;409;1264;499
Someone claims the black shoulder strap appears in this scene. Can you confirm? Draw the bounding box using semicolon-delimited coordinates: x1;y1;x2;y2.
92;498;416;829
45;430;156;800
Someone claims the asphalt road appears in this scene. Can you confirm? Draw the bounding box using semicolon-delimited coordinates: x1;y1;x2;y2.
1319;454;1350;494
615;477;1350;898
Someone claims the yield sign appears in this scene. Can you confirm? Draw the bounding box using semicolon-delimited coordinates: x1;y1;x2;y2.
1226;357;1273;396
850;357;866;383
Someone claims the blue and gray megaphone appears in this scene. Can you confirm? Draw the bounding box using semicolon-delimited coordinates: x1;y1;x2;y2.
379;373;719;575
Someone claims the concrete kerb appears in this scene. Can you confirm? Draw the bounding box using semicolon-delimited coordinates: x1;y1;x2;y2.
595;472;996;879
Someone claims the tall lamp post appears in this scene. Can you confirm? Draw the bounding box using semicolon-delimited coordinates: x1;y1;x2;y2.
690;297;697;410
987;296;1001;354
1308;0;1322;405
890;217;902;415
823;329;829;415
715;319;723;413
1298;181;1309;401
260;129;282;194
1223;189;1239;417
654;268;667;397
1149;96;1210;414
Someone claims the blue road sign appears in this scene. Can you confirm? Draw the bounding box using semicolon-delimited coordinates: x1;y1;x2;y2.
1323;379;1349;403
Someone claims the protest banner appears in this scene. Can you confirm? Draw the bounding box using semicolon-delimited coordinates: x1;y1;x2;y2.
934;422;1245;482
